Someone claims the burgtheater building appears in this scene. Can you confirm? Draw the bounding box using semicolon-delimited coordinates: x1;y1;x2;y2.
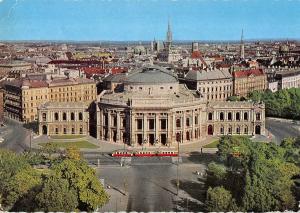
95;65;265;147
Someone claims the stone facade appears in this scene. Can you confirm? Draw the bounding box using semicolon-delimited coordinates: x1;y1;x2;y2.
275;68;300;90
95;65;265;147
182;69;233;101
3;77;96;123
233;69;267;97
206;102;265;136
38;102;89;136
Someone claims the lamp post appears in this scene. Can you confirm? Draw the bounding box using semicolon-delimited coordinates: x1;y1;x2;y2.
176;137;180;196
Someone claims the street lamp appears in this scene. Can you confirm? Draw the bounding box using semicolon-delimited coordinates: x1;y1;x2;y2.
177;137;180;196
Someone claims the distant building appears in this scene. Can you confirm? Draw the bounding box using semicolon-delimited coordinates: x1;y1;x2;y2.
157;20;181;63
181;68;233;101
3;77;96;123
38;102;89;136
233;69;267;97
275;68;300;90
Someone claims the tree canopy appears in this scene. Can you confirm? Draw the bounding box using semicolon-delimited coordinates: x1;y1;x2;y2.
248;88;300;119
205;136;300;212
0;148;109;211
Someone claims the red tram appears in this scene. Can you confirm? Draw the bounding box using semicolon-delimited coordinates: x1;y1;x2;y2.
111;151;178;157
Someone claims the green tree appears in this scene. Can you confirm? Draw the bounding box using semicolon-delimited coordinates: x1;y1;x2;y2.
65;146;81;160
53;159;109;211
3;167;41;208
206;162;227;188
206;186;237;212
35;174;78;212
41;142;59;159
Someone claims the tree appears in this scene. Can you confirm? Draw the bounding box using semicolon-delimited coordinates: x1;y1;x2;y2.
35;174;78;212
205;186;237;212
206;162;227;188
3;167;41;208
53;159;109;211
208;136;300;211
65;146;81;160
41;142;59;159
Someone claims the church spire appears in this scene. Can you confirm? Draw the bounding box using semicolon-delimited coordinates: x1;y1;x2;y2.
240;29;245;59
166;18;172;43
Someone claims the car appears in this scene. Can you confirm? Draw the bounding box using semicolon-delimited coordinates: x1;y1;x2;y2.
0;137;4;143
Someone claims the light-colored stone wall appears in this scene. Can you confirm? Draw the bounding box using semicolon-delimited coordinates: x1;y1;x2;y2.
234;75;267;97
38;105;89;135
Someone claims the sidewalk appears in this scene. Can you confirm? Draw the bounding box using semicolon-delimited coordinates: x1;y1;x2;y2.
99;188;128;212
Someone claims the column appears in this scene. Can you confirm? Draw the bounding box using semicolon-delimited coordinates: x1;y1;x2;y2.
116;111;121;142
107;111;111;141
192;110;195;140
182;112;186;142
155;113;159;144
143;114;147;146
130;111;135;146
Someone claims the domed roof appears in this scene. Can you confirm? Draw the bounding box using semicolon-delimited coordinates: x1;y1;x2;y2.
124;66;178;84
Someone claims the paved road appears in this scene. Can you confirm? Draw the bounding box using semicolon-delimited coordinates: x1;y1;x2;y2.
0;118;31;153
95;155;209;212
265;118;300;145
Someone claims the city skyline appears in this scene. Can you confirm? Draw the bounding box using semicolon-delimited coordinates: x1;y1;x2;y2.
0;0;300;41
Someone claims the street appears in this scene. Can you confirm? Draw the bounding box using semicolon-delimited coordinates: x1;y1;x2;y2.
96;156;208;212
265;117;300;144
0;118;31;153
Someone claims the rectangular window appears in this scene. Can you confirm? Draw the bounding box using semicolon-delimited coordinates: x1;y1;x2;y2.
161;119;167;130
137;119;143;130
149;119;155;130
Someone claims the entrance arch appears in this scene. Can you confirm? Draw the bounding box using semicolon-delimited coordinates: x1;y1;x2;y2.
207;125;213;135
176;132;181;142
42;125;47;135
255;125;261;135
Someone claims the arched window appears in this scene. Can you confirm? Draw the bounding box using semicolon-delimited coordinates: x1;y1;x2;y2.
54;112;59;121
256;113;261;121
220;126;224;134
236;112;240;121
176;118;181;128
79;112;83;121
186;118;190;127
208;112;213;121
244;126;248;134
236;126;240;134
220;112;224;121
71;112;75;121
228;126;232;134
228;112;232;121
244;112;248;121
63;112;67;121
42;113;47;121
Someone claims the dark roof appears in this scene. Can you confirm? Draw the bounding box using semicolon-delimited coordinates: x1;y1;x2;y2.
124;66;178;84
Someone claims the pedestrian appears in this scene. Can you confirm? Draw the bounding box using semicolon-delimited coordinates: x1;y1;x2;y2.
201;147;203;154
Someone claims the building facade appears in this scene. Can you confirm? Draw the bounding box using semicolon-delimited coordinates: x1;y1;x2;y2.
233;69;267;97
182;69;233;101
38;102;89;136
95;65;265;147
275;68;300;90
3;77;96;123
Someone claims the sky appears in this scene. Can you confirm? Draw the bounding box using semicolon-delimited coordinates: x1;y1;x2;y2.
0;0;300;41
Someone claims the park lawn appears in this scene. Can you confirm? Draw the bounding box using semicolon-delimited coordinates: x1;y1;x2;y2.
203;139;220;148
50;135;85;139
39;140;98;149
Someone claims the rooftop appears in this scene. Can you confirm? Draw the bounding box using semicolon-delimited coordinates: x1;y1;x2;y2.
185;69;232;81
124;65;178;85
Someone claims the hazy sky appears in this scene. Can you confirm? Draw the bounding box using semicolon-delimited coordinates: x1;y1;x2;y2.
0;0;300;41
